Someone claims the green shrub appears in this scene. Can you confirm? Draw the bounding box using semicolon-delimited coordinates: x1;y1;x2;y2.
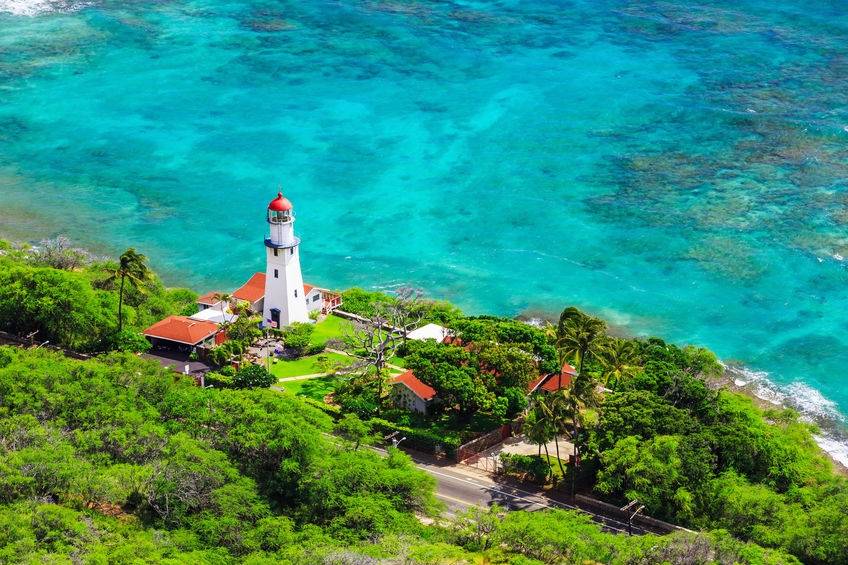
368;417;460;457
106;329;151;353
283;323;315;357
500;453;550;484
232;364;274;389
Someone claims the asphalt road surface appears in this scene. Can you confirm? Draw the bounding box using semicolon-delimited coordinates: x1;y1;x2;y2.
374;446;656;536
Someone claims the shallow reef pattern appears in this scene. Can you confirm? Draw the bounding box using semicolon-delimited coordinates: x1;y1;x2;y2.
1;1;848;428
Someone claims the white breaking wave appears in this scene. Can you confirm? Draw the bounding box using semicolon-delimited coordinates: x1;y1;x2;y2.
0;0;90;16
725;364;848;468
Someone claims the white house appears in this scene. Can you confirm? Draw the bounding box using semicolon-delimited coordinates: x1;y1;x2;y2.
189;308;238;325
390;370;437;414
407;323;451;342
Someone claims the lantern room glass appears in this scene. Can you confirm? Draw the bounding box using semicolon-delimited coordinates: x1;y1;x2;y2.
268;209;292;223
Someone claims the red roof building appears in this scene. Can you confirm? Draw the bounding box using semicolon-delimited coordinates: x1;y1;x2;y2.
391;370;436;414
233;272;266;304
527;363;578;394
144;316;220;347
393;370;437;400
196;291;223;307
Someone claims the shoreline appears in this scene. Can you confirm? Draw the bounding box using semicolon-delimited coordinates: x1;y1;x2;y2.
710;365;848;475
4;232;848;473
519;305;848;474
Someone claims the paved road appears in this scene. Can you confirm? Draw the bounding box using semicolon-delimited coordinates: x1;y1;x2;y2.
373;446;654;536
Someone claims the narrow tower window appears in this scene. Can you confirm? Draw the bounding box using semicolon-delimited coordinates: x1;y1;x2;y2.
274;269;279;278
274;248;278;257
294;289;298;297
290;248;294;255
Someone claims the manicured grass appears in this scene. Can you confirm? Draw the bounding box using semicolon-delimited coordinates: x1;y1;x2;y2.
270;352;350;378
310;315;353;347
388;355;406;368
279;374;345;401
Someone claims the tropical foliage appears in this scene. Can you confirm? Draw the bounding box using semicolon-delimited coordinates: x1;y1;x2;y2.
0;240;196;352
0;346;802;564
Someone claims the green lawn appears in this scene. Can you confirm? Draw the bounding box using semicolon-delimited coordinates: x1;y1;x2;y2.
270;352;350;378
279;374;345;401
310;315;353;347
388;355;406;368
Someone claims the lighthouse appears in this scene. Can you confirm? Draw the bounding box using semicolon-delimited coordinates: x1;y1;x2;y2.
262;191;309;328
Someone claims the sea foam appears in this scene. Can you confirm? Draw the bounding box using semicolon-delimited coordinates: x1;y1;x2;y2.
725;364;848;468
0;0;89;16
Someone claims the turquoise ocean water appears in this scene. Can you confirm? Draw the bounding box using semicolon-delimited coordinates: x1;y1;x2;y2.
2;0;848;459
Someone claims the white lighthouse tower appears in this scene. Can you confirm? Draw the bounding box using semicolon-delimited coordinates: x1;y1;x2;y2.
262;191;309;328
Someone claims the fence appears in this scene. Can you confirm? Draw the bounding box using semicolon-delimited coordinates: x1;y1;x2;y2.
455;417;525;462
574;494;692;535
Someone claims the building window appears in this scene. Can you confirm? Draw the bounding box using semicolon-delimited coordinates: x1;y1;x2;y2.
313;295;320;302
274;269;279;278
290;248;294;255
294;289;298;297
273;248;278;257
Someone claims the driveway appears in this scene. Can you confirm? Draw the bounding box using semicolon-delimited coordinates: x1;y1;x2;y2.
464;434;575;474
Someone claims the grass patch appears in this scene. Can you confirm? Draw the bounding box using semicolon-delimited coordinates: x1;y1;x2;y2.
311;315;353;347
270;352;350;379
387;355;407;368
279;374;345;401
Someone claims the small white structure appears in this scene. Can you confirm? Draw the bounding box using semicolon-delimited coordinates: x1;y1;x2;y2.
390;370;437;414
189;308;238;325
304;283;343;314
262;192;309;328
407;323;451;342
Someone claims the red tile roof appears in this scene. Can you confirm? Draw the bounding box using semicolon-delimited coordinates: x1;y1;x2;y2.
442;335;465;347
527;363;577;394
144;316;219;346
232;273;319;304
233;272;266;303
392;370;437;401
197;291;223;306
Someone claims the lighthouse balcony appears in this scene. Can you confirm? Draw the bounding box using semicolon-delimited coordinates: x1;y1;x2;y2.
265;236;300;249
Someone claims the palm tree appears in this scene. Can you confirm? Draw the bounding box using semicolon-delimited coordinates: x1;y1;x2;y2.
597;337;642;391
213;292;232;321
523;405;554;470
555;309;605;497
104;248;151;332
556;311;606;377
536;392;570;479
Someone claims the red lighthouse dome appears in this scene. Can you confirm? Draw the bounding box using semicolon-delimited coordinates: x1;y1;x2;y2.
268;192;292;212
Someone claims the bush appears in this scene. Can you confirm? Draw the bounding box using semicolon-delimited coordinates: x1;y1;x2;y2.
204;371;234;388
368;417;461;457
500;453;550;484
232;364;275;389
106;329;151;353
503;387;528;417
283;323;315;357
302;397;342;418
339;288;395;317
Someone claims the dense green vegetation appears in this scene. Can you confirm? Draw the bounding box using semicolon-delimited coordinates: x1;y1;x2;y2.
1;240;845;563
0;347;802;564
0;240;195;352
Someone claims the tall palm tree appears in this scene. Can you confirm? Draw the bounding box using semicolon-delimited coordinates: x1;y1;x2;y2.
523;406;554;472
556;312;606;377
555;309;605;497
536;392;570;479
597;337;642;391
104;248;151;332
